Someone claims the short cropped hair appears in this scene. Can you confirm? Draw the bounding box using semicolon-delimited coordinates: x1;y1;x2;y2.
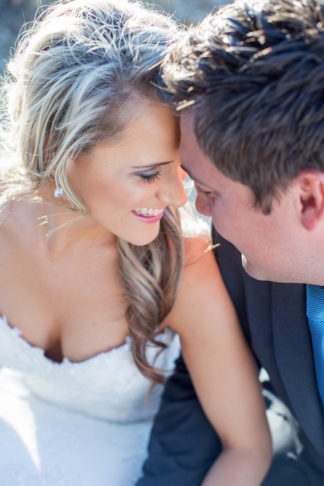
163;0;324;212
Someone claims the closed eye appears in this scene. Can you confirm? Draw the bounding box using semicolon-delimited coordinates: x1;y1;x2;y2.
195;183;217;199
136;169;162;183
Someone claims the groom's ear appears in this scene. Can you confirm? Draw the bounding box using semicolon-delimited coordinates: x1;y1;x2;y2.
297;171;324;230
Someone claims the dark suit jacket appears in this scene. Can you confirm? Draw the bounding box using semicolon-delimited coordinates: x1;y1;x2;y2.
137;234;324;485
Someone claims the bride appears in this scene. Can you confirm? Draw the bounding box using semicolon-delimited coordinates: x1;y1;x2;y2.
0;0;271;485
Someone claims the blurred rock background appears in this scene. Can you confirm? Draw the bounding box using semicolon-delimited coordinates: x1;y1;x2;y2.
0;0;228;74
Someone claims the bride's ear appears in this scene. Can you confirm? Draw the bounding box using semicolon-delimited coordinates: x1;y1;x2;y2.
297;172;324;231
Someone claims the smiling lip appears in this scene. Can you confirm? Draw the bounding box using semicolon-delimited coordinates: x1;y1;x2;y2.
131;210;164;224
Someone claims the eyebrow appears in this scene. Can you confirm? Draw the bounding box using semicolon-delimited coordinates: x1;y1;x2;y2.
180;163;215;190
132;160;174;169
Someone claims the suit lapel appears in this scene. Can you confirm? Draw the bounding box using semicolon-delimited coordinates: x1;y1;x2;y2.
272;283;324;454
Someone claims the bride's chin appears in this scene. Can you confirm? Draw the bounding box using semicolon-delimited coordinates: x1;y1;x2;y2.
124;231;160;247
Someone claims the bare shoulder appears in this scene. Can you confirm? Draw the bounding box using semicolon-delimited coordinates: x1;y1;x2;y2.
0;196;39;257
168;236;235;335
182;235;224;291
0;198;23;236
0;196;45;308
181;236;222;290
183;234;212;264
0;198;14;238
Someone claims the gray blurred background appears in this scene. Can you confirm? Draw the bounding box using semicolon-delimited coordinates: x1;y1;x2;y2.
0;0;229;74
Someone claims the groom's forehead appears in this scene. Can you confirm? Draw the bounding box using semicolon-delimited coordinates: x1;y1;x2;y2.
179;110;194;137
179;112;255;202
179;111;206;165
179;112;220;186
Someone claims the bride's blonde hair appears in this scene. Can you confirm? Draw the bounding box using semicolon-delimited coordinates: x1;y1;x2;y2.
1;0;183;383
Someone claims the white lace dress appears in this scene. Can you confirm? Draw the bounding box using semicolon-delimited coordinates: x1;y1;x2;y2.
0;315;180;486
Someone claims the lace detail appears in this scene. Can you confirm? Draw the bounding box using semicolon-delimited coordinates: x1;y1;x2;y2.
0;315;180;485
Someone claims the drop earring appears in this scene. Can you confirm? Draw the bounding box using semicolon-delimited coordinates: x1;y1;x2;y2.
54;186;64;198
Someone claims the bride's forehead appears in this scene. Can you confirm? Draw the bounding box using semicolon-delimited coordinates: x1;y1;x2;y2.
80;104;178;166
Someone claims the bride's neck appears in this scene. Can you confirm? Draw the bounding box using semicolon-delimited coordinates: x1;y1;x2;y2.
35;183;117;257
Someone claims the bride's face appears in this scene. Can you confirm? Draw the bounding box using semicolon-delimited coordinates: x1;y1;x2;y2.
67;99;187;246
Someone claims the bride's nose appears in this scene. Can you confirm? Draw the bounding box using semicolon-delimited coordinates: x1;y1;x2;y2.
158;166;188;208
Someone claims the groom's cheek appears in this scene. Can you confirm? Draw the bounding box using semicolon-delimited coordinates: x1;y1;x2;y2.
194;193;207;216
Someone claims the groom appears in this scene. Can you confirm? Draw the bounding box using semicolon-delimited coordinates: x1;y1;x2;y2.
137;0;324;484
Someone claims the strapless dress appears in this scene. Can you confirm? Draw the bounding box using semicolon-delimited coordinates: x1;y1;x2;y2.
0;315;180;486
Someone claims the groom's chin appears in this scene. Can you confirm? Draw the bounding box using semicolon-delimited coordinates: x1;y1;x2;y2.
241;254;270;282
241;255;294;283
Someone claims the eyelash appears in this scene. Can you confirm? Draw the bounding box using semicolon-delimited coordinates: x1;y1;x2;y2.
137;170;162;183
196;186;215;198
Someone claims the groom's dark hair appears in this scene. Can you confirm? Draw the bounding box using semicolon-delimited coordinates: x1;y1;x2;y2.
163;0;324;213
